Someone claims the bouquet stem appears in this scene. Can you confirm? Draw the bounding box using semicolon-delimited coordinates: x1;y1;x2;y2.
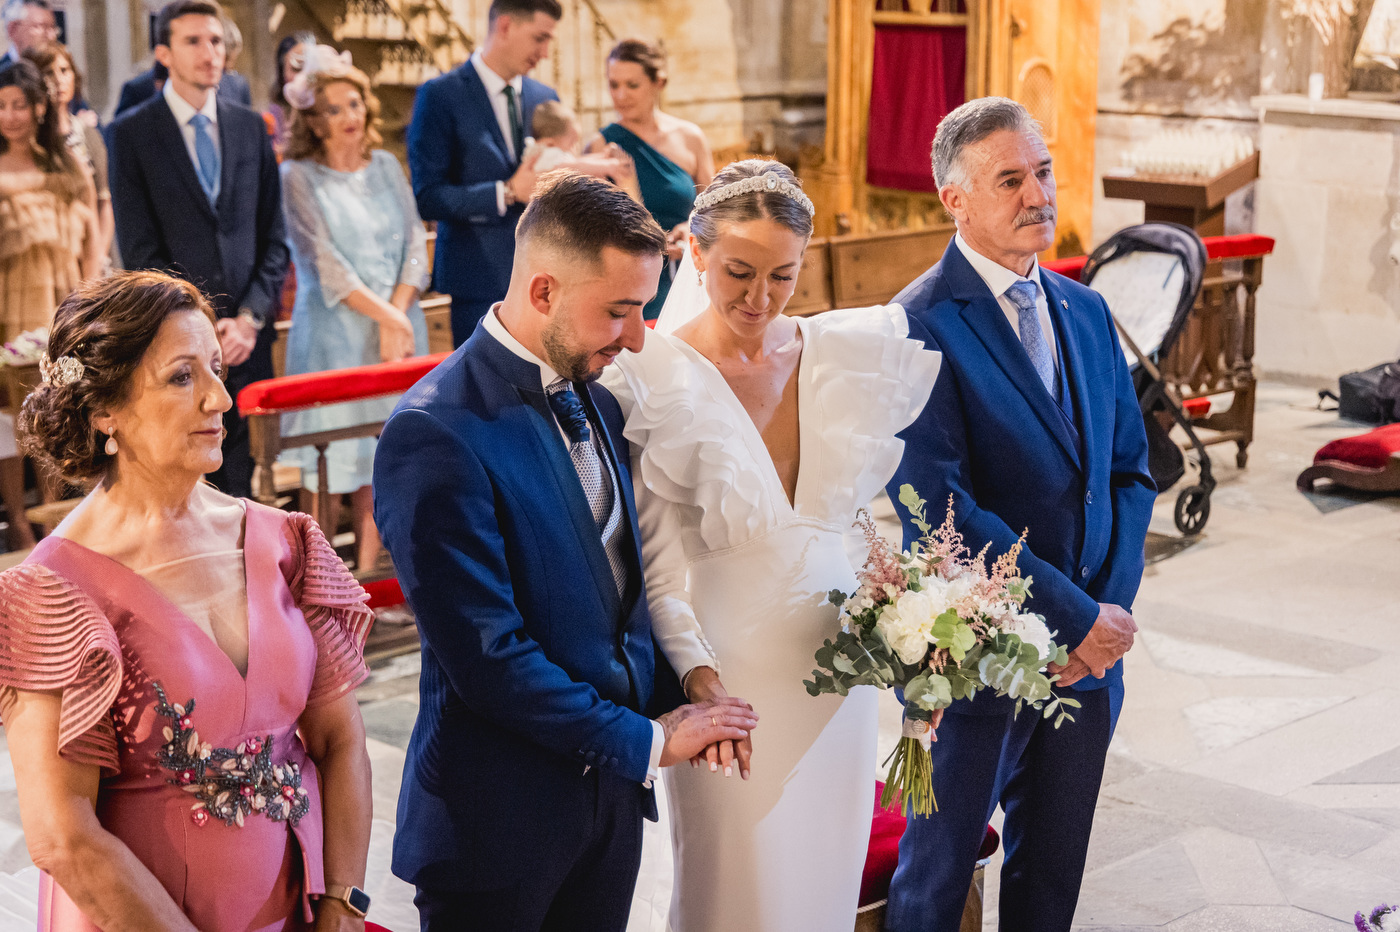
881;708;937;817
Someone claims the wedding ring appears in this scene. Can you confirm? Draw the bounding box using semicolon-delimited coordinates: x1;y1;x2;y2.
710;715;717;727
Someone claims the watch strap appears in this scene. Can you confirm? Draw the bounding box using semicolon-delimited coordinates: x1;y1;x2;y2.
323;884;370;918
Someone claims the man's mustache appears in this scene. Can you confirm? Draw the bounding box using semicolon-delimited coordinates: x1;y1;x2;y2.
1015;207;1055;228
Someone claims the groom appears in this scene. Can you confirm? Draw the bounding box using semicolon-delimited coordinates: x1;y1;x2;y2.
375;171;758;932
884;98;1155;932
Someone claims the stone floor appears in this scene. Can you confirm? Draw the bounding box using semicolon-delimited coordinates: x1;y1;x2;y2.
0;382;1395;930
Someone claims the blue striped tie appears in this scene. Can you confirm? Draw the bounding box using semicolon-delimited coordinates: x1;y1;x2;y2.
189;113;220;202
1006;280;1055;395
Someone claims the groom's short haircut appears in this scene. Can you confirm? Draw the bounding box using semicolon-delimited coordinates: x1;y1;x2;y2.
517;170;666;268
932;97;1043;190
488;0;562;25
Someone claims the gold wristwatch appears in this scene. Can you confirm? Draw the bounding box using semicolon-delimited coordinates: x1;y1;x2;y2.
321;884;371;918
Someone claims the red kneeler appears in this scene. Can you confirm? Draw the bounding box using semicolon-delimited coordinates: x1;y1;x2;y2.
1297;422;1400;494
861;782;999;909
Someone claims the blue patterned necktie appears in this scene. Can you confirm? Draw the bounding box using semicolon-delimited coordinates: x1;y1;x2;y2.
189;112;220;202
546;380;627;597
1006;279;1055;395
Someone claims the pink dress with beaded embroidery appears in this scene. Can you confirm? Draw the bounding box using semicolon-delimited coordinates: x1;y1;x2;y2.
0;502;373;932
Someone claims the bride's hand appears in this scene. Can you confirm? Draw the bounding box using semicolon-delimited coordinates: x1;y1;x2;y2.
684;668;753;780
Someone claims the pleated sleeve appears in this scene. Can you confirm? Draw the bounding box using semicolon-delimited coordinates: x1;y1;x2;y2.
0;564;123;775
283;514;375;708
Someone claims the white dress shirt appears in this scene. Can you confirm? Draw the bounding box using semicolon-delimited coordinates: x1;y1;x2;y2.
482;307;666;786
953;233;1059;372
163;79;221;202
470;51;524;217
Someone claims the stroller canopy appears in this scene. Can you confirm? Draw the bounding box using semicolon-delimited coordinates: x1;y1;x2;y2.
1080;222;1207;367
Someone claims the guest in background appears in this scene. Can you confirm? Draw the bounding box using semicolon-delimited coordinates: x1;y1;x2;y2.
218;14;252;106
588;37;713;320
408;0;561;346
108;0;288;499
281;46;427;571
0;60;99;333
23;42;111;268
0;0;55;67
1;270;375;932
0;58;98;551
266;31;314;156
113;2;252;121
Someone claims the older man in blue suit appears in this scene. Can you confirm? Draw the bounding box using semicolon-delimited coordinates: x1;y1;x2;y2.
408;0;561;346
375;172;758;932
884;97;1155;932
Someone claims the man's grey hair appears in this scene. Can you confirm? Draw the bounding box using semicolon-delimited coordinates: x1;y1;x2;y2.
932;97;1043;190
2;0;49;26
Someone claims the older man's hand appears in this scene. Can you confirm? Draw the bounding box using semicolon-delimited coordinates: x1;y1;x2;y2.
1047;603;1137;687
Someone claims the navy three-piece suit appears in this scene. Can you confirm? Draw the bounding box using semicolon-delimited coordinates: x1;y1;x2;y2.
407;63;558;345
374;323;680;931
885;241;1155;931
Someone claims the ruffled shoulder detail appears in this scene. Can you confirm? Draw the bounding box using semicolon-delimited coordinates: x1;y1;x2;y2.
283;513;374;707
602;331;784;552
0;563;122;775
798;304;941;522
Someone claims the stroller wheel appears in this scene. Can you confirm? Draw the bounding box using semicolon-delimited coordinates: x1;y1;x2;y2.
1174;485;1211;535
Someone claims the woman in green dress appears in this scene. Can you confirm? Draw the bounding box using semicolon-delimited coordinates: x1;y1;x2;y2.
587;38;714;320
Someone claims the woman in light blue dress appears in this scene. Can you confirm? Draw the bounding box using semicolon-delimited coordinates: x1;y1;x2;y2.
280;48;428;570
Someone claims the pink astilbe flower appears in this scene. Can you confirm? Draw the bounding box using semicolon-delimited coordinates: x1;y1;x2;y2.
920;495;971;575
988;530;1030;593
855;510;907;604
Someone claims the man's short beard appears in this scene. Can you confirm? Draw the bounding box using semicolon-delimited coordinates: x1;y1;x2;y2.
541;316;601;383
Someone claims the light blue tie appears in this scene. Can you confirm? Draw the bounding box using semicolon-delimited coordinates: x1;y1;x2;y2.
189;113;220;202
1006;279;1055;395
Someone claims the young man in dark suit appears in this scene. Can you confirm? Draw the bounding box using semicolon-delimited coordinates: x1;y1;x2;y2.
884;97;1155;932
108;0;287;499
408;0;561;346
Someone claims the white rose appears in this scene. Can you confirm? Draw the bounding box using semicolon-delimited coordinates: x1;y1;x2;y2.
1011;613;1053;662
877;590;937;666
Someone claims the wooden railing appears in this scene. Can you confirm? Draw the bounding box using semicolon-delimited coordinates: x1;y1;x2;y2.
238;353;449;535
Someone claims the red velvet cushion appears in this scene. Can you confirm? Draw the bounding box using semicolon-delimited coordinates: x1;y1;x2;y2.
860;782;1001;907
363;578;405;610
1315;423;1400;470
237;352;450;416
1041;234;1276;284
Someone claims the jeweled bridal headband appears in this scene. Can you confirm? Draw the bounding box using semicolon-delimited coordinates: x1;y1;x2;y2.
693;173;816;218
40;354;84;388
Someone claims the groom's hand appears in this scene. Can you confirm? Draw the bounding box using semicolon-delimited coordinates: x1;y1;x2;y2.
1049;603;1138;686
657;698;758;768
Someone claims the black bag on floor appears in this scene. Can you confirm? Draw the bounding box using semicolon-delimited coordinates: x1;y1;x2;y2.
1337;361;1400;424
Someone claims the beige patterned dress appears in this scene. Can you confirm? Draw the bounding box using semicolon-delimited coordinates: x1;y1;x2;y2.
0;169;90;340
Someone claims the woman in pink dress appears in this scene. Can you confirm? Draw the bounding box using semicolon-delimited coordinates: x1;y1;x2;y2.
0;270;376;931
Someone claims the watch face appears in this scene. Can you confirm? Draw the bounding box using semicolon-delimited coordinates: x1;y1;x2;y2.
348;887;371;914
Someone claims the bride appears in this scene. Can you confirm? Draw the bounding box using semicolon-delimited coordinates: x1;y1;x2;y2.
603;160;940;931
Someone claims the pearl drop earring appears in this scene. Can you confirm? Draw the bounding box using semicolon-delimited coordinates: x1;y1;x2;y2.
105;434;118;456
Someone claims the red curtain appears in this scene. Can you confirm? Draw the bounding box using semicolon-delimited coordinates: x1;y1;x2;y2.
865;25;967;193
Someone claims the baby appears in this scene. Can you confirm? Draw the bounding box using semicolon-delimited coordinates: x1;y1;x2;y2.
525;101;642;202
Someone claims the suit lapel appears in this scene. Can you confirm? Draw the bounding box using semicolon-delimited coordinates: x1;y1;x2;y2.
943;245;1082;470
151;98;217;224
467;329;623;617
214;101;239;216
461;66;513;168
1041;273;1097;477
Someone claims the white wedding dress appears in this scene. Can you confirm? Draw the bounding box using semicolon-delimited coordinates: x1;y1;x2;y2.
603;303;939;932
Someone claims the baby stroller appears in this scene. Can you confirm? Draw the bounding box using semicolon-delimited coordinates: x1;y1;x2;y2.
1080;222;1212;535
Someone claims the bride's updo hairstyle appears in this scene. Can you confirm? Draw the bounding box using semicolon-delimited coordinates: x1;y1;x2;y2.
18;271;217;484
690;160;814;251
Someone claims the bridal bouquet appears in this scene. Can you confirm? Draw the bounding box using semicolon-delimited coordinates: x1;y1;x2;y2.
805;485;1080;817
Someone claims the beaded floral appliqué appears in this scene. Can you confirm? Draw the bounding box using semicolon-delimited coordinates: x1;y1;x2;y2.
152;682;310;828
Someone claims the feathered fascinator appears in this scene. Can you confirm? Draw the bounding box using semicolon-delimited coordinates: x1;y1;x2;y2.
283;42;355;111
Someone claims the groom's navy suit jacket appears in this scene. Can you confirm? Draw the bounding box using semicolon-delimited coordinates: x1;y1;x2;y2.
374;324;679;890
890;242;1155;694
